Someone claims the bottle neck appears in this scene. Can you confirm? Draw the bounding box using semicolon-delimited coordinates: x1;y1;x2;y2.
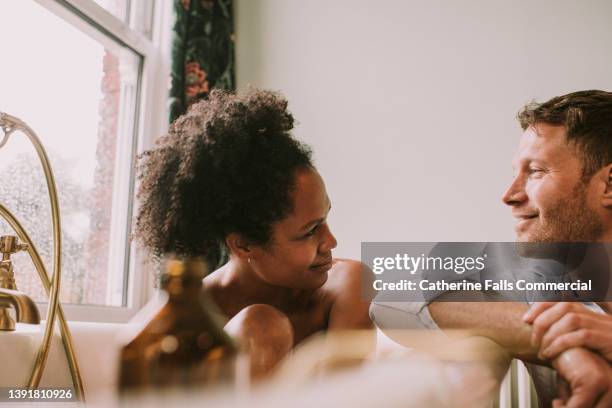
161;257;209;301
162;273;204;301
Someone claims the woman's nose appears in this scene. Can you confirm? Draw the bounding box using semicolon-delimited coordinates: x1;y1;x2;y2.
319;223;337;252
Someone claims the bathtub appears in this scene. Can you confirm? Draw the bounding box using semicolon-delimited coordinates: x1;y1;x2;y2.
0;321;124;395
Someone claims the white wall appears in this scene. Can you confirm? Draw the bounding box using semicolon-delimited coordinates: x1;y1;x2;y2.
235;0;612;259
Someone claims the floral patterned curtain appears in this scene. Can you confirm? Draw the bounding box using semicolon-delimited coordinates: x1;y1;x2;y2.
168;0;235;269
169;0;235;123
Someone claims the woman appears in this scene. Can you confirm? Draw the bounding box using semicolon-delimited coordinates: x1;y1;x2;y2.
135;89;373;378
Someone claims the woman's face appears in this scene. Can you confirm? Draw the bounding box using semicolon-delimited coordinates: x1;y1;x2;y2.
249;168;337;289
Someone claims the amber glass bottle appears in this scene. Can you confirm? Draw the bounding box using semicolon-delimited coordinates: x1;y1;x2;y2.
118;257;238;394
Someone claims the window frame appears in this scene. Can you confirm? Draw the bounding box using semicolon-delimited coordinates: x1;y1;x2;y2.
29;0;172;322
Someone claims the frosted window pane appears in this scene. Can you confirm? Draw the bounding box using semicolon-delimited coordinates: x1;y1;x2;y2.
0;1;140;307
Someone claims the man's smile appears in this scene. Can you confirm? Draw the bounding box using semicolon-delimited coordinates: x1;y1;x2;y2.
513;212;539;231
514;213;539;220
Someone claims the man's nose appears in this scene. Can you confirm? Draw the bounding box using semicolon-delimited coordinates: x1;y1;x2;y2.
502;175;527;206
319;223;338;253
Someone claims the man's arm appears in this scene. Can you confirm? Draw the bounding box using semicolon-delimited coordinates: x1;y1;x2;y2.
427;299;542;364
551;347;612;408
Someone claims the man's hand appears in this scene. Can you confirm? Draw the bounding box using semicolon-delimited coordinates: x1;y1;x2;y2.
523;302;612;362
551;348;612;408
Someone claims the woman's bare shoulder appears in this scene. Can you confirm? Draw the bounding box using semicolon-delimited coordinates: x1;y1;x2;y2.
325;258;373;293
329;258;371;277
323;258;374;329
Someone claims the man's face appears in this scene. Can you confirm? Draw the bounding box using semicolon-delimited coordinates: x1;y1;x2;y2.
502;123;603;242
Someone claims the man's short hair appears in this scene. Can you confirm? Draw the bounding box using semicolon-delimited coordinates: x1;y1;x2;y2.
518;90;612;180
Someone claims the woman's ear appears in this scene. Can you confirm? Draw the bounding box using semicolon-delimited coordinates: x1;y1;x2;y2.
601;164;612;208
225;233;251;261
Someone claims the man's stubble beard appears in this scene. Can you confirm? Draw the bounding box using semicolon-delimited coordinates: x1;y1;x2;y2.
522;182;603;243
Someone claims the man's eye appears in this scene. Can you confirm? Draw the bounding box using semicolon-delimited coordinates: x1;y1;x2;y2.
528;167;544;175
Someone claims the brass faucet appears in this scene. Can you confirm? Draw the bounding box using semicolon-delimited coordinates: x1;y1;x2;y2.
0;236;40;330
0;111;84;400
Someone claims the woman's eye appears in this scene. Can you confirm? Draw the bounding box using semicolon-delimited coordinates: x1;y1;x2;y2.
304;225;320;238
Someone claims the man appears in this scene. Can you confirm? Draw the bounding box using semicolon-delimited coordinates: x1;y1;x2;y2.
500;90;612;407
371;90;612;407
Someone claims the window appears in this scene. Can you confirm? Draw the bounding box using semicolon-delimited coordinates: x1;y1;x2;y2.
0;0;171;321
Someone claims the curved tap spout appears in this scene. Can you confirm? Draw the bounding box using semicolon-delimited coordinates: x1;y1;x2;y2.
0;288;40;325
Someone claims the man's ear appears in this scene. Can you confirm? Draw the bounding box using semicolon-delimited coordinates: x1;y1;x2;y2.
225;233;251;260
601;164;612;208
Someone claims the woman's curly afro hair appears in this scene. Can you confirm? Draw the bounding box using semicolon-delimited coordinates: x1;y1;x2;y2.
134;88;313;259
